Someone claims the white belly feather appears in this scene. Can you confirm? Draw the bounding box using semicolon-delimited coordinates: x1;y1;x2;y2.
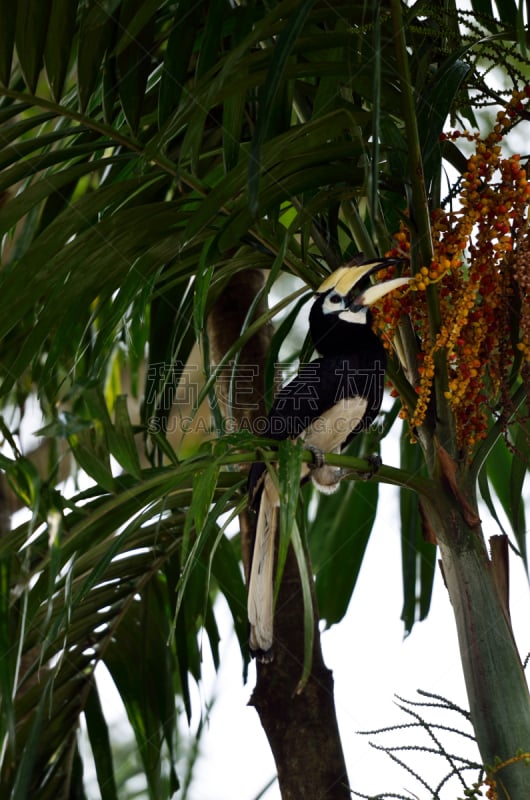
299;395;368;493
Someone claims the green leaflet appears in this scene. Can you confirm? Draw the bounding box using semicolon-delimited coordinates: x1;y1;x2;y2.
0;557;14;764
399;426;435;632
11;677;54;800
43;0;78;101
276;439;314;686
84;683;119;800
182;461;219;558
77;1;118;111
195;0;228;79
290;516;314;692
417;51;471;191
209;531;248;667
158;0;201;127
276;438;305;600
103;575;178;799
248;0;317;215
5;456;41;510
264;295;311;412
111;394;142;479
193;239;216;340
14;0;52;93
113;0;162;57
116;0;155;133
480;429;528;568
311;479;379;627
0;0;15;85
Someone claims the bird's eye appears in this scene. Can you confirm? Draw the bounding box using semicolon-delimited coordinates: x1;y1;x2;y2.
328;293;341;304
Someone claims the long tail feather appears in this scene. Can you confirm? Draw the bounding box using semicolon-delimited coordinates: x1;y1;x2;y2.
248;474;279;655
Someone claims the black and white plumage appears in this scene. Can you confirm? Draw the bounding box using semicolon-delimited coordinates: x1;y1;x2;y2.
247;259;409;659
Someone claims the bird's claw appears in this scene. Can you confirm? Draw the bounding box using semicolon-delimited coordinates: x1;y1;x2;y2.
252;647;274;664
306;444;325;469
364;452;382;479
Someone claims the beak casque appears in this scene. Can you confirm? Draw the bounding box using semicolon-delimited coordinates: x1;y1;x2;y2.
358;276;411;306
316;261;410;307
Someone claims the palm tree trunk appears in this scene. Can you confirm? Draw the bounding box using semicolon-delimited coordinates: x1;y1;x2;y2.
249;546;350;800
423;449;530;799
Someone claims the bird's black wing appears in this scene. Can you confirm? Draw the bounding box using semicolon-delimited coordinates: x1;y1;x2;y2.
248;353;385;507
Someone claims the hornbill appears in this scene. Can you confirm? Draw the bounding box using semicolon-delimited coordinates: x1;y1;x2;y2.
247;258;409;659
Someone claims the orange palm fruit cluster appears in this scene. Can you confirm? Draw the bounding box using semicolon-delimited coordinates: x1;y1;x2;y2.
373;87;530;453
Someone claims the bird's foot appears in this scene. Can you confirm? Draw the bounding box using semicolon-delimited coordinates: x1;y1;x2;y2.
251;646;274;663
306;445;343;494
364;452;382;479
344;452;382;482
306;444;326;469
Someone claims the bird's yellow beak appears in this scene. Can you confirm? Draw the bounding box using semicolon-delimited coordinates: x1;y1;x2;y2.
316;260;410;307
357;275;411;306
